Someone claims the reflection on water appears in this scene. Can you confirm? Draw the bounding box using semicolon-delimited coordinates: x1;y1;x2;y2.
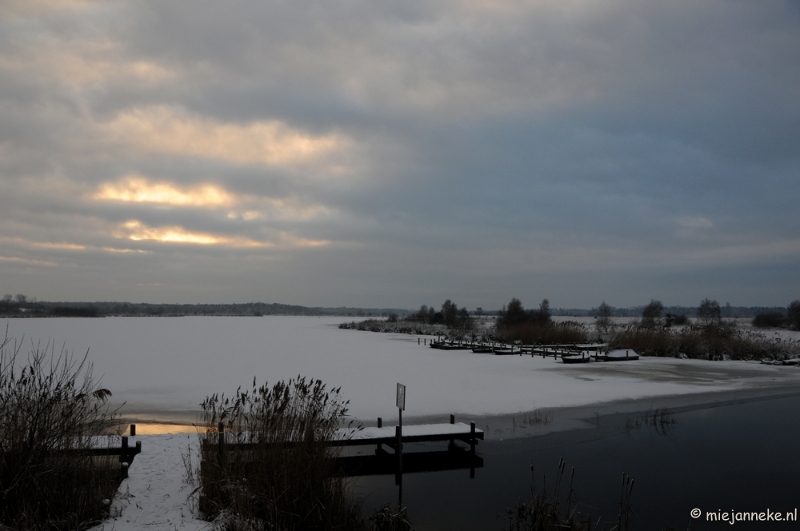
122;423;197;435
351;394;800;531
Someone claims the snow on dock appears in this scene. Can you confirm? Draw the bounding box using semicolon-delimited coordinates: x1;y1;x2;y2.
335;421;483;446
90;434;209;531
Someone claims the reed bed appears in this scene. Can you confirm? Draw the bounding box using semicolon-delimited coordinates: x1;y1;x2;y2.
609;322;800;360
339;319;449;336
196;376;408;531
497;321;589;345
507;459;636;531
0;331;120;530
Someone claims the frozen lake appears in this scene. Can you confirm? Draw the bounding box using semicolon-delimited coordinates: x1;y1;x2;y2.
4;316;800;426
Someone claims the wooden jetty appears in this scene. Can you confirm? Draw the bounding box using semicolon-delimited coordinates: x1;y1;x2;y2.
205;416;484;478
334;420;483;449
61;425;142;479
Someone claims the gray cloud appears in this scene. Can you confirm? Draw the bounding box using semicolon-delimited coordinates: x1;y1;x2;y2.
1;0;798;308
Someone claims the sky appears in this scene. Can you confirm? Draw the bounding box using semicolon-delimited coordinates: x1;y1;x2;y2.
0;0;798;310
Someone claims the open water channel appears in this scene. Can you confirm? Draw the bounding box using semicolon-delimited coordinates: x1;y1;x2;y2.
352;392;800;530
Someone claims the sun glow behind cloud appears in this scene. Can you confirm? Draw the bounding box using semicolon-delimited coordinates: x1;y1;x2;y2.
100;106;349;168
118;220;265;246
94;176;234;207
116;221;328;248
93;176;334;222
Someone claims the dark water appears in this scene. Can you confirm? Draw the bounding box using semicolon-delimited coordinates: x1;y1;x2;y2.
350;393;800;530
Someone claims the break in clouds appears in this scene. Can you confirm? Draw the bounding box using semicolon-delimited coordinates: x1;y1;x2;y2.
0;0;798;308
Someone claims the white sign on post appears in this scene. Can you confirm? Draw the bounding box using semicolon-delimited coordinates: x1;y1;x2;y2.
396;383;406;411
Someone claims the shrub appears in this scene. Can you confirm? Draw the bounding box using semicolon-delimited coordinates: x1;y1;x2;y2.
671;314;689;326
788;301;800;330
752;312;785;328
197;377;367;530
0;332;120;530
610;322;799;360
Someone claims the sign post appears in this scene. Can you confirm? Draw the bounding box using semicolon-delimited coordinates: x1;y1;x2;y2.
395;383;406;503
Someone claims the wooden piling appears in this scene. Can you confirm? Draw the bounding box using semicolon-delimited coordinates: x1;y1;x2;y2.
130;423;136;436
395;425;403;477
470;422;476;478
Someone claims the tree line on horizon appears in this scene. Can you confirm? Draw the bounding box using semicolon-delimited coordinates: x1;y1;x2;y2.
1;293;798;327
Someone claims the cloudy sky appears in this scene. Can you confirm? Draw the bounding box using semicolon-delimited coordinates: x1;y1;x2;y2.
1;0;798;309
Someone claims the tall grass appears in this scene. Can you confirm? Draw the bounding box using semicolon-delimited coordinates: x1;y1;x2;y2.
197;376;390;530
0;331;120;530
507;459;636;531
609;322;799;360
497;321;589;345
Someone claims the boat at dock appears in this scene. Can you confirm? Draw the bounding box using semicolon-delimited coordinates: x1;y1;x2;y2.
471;345;494;353
605;349;640;361
493;346;522;355
430;341;472;350
561;353;593;364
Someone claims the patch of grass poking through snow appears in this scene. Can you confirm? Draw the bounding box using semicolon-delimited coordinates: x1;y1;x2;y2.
197;376;411;531
0;330;121;530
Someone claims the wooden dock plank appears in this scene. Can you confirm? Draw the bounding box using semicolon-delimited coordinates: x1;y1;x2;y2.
331;422;483;447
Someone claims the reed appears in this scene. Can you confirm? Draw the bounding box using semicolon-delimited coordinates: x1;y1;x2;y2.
609;322;800;360
195;376;409;531
0;330;120;530
506;458;584;531
507;459;637;531
498;321;589;345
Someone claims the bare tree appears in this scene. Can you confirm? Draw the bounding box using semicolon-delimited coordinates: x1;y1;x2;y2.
596;301;613;333
641;300;664;328
697;299;722;327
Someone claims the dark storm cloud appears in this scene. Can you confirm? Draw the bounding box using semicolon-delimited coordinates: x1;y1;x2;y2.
0;0;798;307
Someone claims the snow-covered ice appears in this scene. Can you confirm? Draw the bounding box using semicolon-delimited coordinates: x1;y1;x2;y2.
6;316;799;424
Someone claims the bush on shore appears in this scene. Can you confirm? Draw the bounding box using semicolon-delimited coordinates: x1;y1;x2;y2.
609;322;799;360
0;331;120;530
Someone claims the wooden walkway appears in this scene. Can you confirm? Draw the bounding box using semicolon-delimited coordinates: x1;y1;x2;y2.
203;418;484;478
333;421;483;448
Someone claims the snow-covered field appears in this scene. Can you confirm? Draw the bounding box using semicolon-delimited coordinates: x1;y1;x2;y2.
4;316;799;531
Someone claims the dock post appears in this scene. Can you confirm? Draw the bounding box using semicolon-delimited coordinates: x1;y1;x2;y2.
130;423;136;436
376;417;383;453
469;422;476;479
395;425;403;482
449;414;455;450
121;436;128;463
